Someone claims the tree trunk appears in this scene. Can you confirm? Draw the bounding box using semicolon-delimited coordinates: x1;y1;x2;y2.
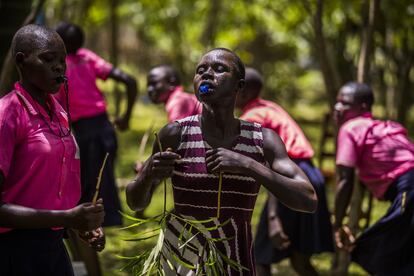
201;0;221;49
0;0;45;95
109;0;121;117
357;0;379;83
395;31;414;125
303;0;341;109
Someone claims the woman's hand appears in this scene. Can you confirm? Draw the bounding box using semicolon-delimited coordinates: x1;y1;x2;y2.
67;199;105;231
79;227;106;252
205;148;250;174
268;217;291;250
147;150;181;180
334;225;356;252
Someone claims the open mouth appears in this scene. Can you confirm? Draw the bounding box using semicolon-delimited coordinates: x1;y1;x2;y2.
198;82;215;95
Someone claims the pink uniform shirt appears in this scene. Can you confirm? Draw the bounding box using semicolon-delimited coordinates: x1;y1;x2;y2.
240;98;314;159
165;86;202;123
336;112;414;199
55;48;113;122
0;83;81;233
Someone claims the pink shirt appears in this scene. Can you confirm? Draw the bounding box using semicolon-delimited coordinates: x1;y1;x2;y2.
0;83;81;233
55;48;113;122
336;112;414;199
165;86;202;122
240;98;314;159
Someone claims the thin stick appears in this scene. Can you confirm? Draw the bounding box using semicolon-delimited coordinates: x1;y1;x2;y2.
138;121;155;159
92;152;109;205
154;132;167;216
217;172;223;218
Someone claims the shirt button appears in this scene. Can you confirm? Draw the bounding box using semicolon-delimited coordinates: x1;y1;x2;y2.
59;191;62;197
63;157;66;163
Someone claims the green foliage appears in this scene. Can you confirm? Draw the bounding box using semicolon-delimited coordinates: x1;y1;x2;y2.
119;211;247;275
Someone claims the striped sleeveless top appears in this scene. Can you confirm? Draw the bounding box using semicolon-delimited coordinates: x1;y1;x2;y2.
163;115;264;275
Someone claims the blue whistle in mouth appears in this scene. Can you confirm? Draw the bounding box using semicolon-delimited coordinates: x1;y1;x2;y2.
199;84;210;94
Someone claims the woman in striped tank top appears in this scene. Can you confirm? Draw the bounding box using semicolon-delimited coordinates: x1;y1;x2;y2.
126;48;317;275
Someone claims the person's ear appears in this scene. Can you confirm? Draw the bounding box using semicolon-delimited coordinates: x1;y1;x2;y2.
361;102;368;110
237;79;245;93
15;52;26;66
168;76;177;91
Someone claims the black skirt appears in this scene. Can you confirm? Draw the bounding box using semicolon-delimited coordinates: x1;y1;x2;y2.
73;113;123;227
0;229;74;276
254;159;334;264
351;169;414;275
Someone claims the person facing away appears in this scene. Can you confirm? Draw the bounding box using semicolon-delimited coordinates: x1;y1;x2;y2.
334;82;414;275
55;22;137;227
147;64;201;123
126;48;317;275
0;24;105;276
235;68;333;276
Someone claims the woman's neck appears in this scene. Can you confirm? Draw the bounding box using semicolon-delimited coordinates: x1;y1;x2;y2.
19;80;48;108
201;103;239;139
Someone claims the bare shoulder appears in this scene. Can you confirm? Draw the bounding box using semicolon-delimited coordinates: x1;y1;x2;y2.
261;127;289;162
156;121;182;152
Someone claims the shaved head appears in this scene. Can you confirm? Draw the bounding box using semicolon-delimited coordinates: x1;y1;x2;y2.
55;22;84;54
340;82;374;108
151;65;181;86
207;48;245;80
245;67;263;98
11;24;62;57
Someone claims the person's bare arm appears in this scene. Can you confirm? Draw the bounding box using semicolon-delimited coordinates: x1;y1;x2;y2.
334;165;355;229
0;172;105;231
205;128;317;213
109;68;138;130
126;122;181;211
267;193;290;249
334;165;356;250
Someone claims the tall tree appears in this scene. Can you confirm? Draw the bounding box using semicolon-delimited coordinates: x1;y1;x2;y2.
0;0;45;95
302;0;341;108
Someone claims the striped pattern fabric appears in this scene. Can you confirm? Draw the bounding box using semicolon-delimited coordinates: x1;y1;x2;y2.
163;115;264;275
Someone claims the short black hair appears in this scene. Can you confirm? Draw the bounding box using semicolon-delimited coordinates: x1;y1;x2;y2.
342;82;374;108
207;48;245;80
11;24;57;57
152;64;181;86
55;22;84;54
244;67;263;98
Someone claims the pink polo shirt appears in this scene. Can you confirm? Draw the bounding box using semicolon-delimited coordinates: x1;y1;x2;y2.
165;86;202;123
0;83;81;233
240;98;314;159
336;112;414;199
55;48;113;122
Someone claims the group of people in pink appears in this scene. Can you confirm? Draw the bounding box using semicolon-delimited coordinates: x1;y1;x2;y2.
0;22;413;276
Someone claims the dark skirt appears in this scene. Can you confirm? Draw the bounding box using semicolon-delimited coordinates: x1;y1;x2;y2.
351;169;414;275
0;229;74;276
73;113;123;227
254;159;334;264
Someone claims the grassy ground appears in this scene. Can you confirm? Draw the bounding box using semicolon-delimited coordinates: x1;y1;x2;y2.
97;98;384;275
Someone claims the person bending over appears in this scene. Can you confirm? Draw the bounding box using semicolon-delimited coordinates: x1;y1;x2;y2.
334;82;414;275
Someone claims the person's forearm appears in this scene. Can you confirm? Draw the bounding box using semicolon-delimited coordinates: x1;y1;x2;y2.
126;160;160;211
0;203;71;229
267;193;278;219
245;159;317;213
124;77;137;120
334;178;353;228
0;173;70;229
